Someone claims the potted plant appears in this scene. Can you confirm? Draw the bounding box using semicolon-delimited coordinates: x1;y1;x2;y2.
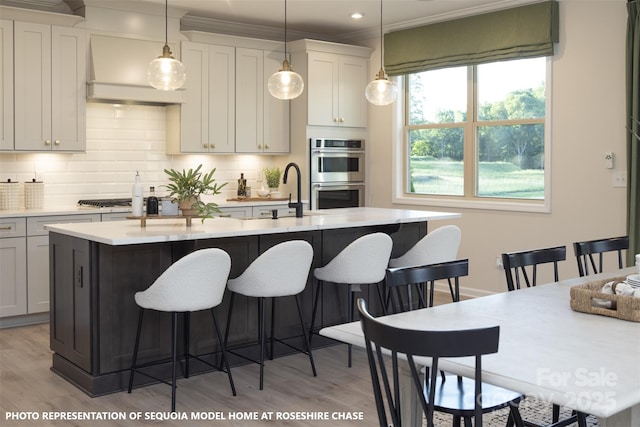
164;164;227;220
264;166;282;194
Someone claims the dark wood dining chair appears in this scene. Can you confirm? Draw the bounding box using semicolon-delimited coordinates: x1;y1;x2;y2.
501;245;566;291
385;259;468;313
573;236;629;276
357;298;525;427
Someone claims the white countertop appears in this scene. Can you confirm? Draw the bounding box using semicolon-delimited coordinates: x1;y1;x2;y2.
44;207;460;246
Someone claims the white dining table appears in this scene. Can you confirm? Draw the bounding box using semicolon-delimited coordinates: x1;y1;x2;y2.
320;268;640;427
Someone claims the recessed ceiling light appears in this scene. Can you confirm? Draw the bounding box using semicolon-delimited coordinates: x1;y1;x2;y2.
350;12;365;20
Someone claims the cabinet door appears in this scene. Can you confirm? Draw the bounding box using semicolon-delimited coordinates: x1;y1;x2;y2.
235;48;264;153
179;42;209;153
0;237;27;317
0;20;13;151
208;44;235;153
26;235;49;313
307;52;339;126
51;26;86;151
338;55;368;128
263;50;289;153
14;21;52;151
216;206;251;218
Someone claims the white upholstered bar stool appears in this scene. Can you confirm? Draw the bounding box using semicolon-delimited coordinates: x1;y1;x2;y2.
128;248;236;412
388;225;461;308
310;232;393;367
224;240;316;390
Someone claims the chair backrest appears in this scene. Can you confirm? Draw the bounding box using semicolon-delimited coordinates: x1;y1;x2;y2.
385;259;469;313
314;232;393;284
501;246;566;291
227;240;313;298
357;298;499;427
388;225;461;268
572;236;629;276
134;248;231;312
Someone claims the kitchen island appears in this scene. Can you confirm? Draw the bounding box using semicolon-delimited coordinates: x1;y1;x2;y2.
45;207;459;396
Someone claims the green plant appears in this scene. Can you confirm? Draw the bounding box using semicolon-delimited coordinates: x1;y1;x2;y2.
164;164;227;220
264;166;282;189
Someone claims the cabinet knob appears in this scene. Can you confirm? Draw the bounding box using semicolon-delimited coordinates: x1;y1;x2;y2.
333;118;339;123
339;118;345;123
54;140;60;145
211;143;215;149
203;143;208;148
257;144;263;149
44;139;51;145
264;144;270;149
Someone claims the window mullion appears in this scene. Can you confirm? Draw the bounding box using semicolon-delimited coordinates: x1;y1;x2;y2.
464;65;476;198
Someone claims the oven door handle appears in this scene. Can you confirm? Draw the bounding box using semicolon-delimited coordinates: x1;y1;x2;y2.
311;150;365;155
312;183;365;190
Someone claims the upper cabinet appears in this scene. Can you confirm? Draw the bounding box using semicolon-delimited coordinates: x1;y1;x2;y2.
11;21;86;152
167;42;235;154
168;33;289;155
0;20;13;151
290;39;372;128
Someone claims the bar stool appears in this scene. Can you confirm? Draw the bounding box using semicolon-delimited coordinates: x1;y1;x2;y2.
388;224;461;308
128;248;236;412
310;232;393;367
224;240;316;390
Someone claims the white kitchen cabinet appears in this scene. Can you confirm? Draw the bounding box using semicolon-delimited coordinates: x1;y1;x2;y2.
290;39;371;129
13;21;86;152
0;218;27;317
215;206;252;218
0;19;13;151
252;202;308;219
167;42;235;154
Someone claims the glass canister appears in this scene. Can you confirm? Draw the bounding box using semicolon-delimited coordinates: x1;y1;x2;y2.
24;179;44;209
0;179;22;210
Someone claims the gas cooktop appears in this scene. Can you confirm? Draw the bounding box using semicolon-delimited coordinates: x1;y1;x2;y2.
77;198;132;208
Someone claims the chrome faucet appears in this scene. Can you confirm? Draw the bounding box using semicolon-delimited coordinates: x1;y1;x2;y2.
283;162;303;218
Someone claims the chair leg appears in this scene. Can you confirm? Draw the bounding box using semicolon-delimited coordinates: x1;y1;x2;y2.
428;280;435;307
128;308;144;393
309;280;323;341
347;286;354;368
211;308;236;396
171;312;178;412
223;292;236;348
576;412;588;427
269;297;276;361
258;297;265;390
294;294;317;377
184;312;190;378
552;404;560;423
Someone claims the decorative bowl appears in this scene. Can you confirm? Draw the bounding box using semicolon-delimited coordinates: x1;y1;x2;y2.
256;189;270;198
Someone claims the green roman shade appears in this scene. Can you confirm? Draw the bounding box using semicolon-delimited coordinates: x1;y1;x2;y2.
384;1;559;76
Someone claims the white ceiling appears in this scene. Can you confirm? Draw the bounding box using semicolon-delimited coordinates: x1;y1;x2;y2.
1;0;540;40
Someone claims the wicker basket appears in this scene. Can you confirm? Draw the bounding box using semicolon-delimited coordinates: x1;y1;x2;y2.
570;276;640;322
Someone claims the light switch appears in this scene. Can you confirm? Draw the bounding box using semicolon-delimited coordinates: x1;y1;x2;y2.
604;152;614;169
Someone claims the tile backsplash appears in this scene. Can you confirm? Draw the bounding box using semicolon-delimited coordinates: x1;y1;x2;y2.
0;103;284;207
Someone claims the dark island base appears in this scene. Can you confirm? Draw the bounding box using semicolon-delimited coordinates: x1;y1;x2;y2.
49;222;427;396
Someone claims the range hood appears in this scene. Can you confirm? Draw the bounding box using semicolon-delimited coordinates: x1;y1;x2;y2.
88;35;185;105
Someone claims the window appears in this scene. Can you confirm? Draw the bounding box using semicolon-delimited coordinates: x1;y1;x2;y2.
402;57;549;210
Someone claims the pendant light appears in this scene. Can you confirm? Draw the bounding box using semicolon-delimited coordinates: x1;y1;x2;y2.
365;0;398;106
147;0;186;91
268;0;304;100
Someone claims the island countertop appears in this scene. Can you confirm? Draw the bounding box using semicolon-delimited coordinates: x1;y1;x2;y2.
45;207;460;246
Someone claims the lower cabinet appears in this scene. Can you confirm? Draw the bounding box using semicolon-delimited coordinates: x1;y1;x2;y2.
0;236;27;317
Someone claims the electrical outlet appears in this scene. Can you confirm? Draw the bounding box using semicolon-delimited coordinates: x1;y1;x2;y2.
495;256;503;269
257;170;263;182
613;171;627;188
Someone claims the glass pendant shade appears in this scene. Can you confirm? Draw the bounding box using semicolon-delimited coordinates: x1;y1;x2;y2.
268;59;304;100
148;45;186;91
365;68;398;105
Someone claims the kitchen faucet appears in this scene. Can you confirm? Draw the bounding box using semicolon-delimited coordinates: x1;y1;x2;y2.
283;162;303;218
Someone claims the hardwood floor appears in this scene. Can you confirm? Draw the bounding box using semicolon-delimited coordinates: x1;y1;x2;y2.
0;292;457;427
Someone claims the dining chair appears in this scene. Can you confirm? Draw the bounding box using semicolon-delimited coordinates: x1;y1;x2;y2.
128;248;236;412
357;298;525;427
388;225;461;309
224;240;316;390
572;235;629;276
310;232;393;367
385;259;468;314
501;245;566;291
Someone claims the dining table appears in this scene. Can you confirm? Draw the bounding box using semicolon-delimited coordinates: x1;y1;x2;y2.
320;268;640;427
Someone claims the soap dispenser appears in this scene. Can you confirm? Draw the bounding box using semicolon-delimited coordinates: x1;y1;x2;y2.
131;171;143;217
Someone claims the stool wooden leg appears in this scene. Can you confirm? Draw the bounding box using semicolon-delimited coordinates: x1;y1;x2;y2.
211;308;236;396
295;294;317;377
128;308;144;393
171;312;178;412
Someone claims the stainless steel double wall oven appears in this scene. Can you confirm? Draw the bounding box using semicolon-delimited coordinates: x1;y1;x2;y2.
309;138;365;210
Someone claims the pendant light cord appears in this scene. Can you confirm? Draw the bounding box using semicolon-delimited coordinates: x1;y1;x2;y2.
164;0;168;45
284;0;288;57
379;0;383;68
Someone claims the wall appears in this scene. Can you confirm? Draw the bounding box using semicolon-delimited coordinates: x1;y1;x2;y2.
365;0;630;296
0;103;283;207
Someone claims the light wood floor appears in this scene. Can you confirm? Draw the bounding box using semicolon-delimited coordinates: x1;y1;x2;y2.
0;292;456;427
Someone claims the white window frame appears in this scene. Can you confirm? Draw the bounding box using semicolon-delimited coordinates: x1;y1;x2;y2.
392;58;553;213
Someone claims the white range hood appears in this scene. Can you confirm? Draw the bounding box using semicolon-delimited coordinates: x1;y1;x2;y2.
88;35;185;105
